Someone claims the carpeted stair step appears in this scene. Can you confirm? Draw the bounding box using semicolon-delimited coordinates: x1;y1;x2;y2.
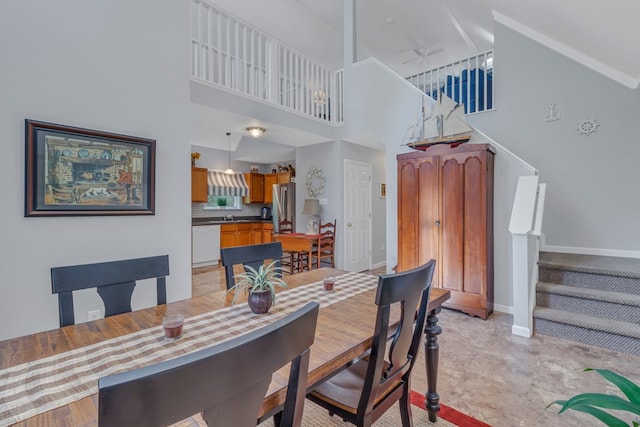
538;252;640;295
536;282;640;323
533;307;640;356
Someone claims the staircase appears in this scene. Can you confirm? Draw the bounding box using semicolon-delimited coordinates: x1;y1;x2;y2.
534;252;640;356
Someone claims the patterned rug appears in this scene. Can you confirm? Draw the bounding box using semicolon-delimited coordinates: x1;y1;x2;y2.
178;390;491;427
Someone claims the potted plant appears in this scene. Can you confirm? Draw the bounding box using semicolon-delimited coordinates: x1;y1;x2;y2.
547;368;640;426
225;260;287;314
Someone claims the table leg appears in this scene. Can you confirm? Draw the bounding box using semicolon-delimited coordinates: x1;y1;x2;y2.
424;306;442;422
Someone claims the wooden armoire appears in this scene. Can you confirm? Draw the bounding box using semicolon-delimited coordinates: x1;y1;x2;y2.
397;143;495;319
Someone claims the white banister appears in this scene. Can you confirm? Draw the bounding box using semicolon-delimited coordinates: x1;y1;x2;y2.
509;176;547;337
406;50;494;115
190;0;343;124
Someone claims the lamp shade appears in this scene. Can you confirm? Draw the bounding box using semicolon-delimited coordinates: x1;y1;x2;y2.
302;198;320;215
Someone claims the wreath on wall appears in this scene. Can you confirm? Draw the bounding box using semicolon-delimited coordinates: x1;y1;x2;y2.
305;167;326;197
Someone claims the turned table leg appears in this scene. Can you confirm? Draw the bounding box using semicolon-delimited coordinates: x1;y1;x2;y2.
424;306;443;422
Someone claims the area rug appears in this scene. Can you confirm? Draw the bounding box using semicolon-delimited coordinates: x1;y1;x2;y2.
176;390;491;426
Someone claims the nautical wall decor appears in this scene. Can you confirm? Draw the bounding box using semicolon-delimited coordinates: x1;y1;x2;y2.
577;118;600;136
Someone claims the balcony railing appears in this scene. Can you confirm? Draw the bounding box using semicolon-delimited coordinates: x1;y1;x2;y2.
190;0;343;123
406;50;494;114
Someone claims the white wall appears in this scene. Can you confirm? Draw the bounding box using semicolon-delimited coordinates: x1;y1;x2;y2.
0;0;192;340
472;23;640;256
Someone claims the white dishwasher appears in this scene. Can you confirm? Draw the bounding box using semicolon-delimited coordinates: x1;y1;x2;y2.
192;224;221;267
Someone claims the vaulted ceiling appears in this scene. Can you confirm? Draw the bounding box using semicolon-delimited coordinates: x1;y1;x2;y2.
193;0;640;160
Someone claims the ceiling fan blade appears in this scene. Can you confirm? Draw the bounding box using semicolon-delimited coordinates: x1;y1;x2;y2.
402;57;418;64
424;47;444;57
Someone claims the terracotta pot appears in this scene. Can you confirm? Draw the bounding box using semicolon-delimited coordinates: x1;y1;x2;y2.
247;289;273;314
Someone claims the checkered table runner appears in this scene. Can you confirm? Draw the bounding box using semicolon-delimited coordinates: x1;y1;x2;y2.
0;272;378;426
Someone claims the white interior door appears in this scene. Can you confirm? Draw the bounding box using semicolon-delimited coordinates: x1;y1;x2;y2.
344;160;371;272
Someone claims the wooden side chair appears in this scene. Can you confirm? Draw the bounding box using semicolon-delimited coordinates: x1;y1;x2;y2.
51;255;169;327
306;260;436;427
311;219;336;268
98;302;319;427
277;218;297;274
220;242;283;290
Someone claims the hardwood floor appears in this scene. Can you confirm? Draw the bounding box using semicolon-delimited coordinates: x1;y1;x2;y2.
191;264;640;426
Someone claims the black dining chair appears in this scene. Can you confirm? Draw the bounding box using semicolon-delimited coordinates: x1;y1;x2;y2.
220;242;283;290
306;259;436;427
51;255;169;327
98;302;319;427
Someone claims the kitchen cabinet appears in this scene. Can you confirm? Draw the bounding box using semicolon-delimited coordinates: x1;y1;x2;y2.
220;222;271;248
243;173;265;204
251;223;263;244
191;167;208;203
397;143;495;319
263;172;290;204
262;223;274;243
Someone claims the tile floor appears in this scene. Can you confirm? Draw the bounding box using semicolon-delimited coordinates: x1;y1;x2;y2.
192;264;640;426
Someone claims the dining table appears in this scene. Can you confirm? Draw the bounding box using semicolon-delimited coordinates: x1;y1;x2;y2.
0;267;450;426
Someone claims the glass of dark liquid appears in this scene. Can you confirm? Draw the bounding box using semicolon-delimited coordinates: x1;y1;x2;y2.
322;277;336;292
162;314;184;341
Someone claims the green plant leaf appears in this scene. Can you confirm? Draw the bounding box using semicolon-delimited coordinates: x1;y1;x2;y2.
548;369;640;427
586;369;640;406
563;404;631;427
557;393;640;414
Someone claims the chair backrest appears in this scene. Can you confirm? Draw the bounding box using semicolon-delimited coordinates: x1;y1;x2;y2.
317;220;336;251
279;218;293;234
220;242;283;290
98;302;319;427
359;259;435;415
51;255;169;327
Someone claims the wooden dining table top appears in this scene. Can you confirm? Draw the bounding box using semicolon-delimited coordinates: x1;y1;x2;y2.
0;267;450;426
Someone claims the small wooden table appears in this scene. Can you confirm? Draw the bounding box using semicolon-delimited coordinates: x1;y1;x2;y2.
272;233;320;271
0;268;450;425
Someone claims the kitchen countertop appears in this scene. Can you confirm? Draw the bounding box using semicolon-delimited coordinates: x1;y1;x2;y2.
192;217;273;226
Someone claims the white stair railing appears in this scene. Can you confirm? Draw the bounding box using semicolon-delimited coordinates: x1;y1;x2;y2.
406;50;494;114
509;176;547;337
190;0;343;123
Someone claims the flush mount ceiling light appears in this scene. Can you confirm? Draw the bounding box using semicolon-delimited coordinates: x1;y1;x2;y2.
224;132;234;175
246;127;265;138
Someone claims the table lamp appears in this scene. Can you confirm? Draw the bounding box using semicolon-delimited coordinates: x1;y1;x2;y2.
302;198;321;234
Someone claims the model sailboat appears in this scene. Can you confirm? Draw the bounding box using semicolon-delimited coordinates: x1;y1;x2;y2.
406;92;473;151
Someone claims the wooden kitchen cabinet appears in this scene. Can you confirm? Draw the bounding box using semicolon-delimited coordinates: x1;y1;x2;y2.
263;174;277;204
220;222;272;248
220;224;237;248
243;173;265;204
251;223;263;244
220;223;251;248
263;172;291;204
191;167;208;203
397;143;495;319
262;223;274;243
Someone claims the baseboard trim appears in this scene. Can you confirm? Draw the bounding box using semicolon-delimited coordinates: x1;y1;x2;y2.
512;325;532;337
541;245;640;259
494;303;513;314
370;261;386;270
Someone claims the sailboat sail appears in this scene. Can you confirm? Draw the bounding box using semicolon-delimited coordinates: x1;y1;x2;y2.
423;92;473;141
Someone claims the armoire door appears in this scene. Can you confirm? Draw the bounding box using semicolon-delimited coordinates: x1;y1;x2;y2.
439;149;491;315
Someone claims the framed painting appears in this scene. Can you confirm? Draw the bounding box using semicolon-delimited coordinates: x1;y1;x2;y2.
379;182;386;199
25;119;156;217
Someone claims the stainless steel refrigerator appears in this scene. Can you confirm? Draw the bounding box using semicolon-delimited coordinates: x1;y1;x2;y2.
272;183;295;232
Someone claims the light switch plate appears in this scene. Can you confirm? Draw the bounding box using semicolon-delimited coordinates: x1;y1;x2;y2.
319;198;328;205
